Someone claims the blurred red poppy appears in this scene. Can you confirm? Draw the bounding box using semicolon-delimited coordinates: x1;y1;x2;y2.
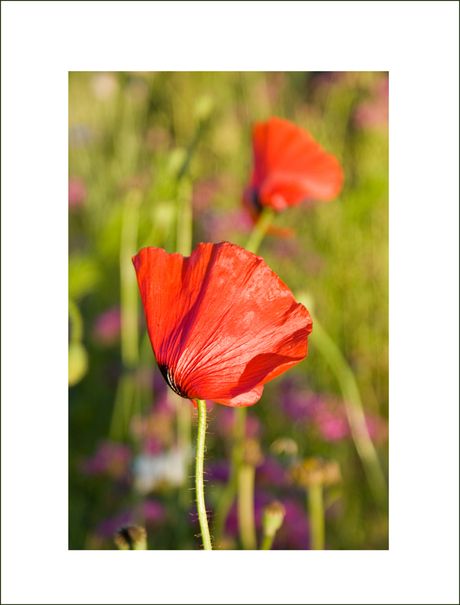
133;242;312;407
243;117;343;221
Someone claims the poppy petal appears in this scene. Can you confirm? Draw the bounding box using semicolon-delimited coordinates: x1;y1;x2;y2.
213;385;265;408
133;242;312;406
249;117;343;210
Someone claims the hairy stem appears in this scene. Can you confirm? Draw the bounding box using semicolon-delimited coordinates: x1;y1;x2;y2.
195;399;212;550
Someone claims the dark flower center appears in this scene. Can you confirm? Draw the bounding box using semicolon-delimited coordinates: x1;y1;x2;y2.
158;364;188;398
250;188;264;213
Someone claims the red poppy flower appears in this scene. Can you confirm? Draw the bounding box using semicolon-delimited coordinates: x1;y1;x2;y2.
132;242;312;407
243;116;343;220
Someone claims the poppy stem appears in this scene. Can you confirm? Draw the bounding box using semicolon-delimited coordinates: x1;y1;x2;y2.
108;190;142;440
260;534;275;551
309;311;387;508
245;207;276;255
120;189;142;369
213;407;246;544
261;501;286;550
237;463;257;549
195;399;212;550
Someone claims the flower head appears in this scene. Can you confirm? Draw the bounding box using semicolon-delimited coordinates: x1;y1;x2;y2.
114;525;147;550
262;501;286;537
132;242;312;407
224;493;310;549
243;116;343;219
290;457;341;488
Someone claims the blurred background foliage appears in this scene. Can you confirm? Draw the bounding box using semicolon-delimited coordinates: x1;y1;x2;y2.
69;71;388;550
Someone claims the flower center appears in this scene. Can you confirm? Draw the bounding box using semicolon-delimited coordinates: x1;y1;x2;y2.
158;364;188;398
250;188;264;213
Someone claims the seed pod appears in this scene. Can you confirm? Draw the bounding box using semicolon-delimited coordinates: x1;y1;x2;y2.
262;501;286;538
290;457;341;488
114;525;147;550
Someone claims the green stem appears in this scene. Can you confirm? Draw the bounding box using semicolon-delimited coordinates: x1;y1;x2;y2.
109;189;142;440
213;406;246;542
261;534;275;551
212;464;236;544
245;207;275;255
308;485;325;550
237;463;257;550
108;371;138;441
195;399;212;550
120;189;142;369
233;407;247;463
310;311;387;507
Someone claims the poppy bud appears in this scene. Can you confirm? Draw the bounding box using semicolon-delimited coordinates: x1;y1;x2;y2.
290;457;341;488
262;501;286;538
114;525;147;550
68;342;88;386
